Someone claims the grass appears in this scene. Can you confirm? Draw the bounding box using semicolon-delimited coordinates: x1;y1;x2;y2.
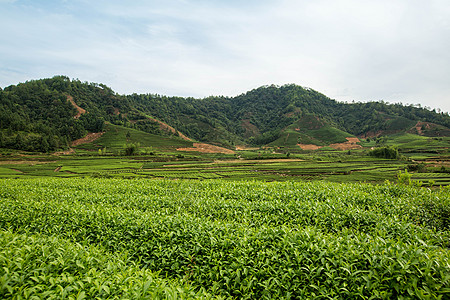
268;114;353;149
0;167;22;176
385;116;416;131
380;133;449;154
308;125;351;144
269;126;351;148
75;123;193;153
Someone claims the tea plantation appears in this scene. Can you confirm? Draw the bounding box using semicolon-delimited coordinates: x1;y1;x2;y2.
1;178;449;299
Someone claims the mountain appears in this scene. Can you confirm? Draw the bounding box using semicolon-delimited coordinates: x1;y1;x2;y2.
1;76;449;152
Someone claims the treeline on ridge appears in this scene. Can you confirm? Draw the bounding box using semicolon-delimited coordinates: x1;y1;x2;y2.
0;76;449;152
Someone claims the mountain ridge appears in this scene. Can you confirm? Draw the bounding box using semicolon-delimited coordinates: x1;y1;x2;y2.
1;76;449;152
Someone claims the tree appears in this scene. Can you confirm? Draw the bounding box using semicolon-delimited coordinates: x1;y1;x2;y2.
39;136;50;152
368;146;400;159
124;143;139;156
15;133;24;149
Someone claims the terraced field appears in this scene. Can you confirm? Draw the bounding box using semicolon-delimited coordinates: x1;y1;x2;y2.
0;156;415;183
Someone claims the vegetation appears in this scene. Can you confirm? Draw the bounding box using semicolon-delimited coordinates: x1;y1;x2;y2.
86;123;192;153
0;178;449;299
1;76;450;298
369;146;401;159
1;76;449;153
0;230;214;299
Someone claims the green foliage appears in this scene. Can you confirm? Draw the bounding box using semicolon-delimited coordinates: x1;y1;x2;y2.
0;76;112;151
0;230;214;299
1;178;449;298
397;169;424;187
123;143;139;156
369;146;400;159
397;169;413;185
439;166;449;173
407;162;427;173
2;76;450;152
90;123;192;153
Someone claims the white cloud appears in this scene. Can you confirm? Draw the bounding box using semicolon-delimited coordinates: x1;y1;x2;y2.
0;0;449;112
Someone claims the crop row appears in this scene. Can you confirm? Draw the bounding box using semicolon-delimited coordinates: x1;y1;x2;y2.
1;178;449;298
0;230;215;299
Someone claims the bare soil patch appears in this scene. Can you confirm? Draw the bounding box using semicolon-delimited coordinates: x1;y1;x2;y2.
409;121;433;135
177;143;235;154
297;144;323;150
329;137;362;150
53;148;76;155
298;137;362;151
241;119;260;138
71;132;104;147
67;95;86;119
235;145;260;151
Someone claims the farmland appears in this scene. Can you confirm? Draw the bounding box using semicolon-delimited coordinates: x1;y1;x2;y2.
3;59;450;299
1;130;449;298
1;178;449;298
1;152;450;186
1;77;450;298
0;156;414;182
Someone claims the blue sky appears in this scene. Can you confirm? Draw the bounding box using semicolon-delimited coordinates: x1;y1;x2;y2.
1;0;450;113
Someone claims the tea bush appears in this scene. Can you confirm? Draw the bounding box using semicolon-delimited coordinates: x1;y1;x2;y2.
0;178;449;298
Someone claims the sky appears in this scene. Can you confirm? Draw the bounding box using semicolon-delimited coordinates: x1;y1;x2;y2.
1;0;450;113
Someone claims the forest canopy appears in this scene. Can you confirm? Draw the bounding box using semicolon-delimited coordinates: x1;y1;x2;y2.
1;76;449;152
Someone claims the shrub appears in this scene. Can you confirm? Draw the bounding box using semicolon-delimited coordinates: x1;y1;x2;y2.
123;143;139;156
369;146;400;159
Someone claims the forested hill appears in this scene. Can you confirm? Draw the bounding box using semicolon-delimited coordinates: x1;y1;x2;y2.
1;76;449;152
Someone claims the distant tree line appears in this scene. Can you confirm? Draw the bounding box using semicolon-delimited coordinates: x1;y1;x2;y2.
1;76;449;152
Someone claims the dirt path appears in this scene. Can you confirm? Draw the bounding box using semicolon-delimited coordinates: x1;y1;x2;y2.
177;143;235;154
285;133;290;143
70;132;104;147
214;158;304;164
146;116;192;141
53;148;75;155
67;95;86;119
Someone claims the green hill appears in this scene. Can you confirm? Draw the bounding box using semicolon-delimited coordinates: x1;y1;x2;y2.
1;76;449;153
268;114;355;149
73;123;193;154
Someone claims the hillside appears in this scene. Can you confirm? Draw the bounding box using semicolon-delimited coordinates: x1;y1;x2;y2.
1;76;450;153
